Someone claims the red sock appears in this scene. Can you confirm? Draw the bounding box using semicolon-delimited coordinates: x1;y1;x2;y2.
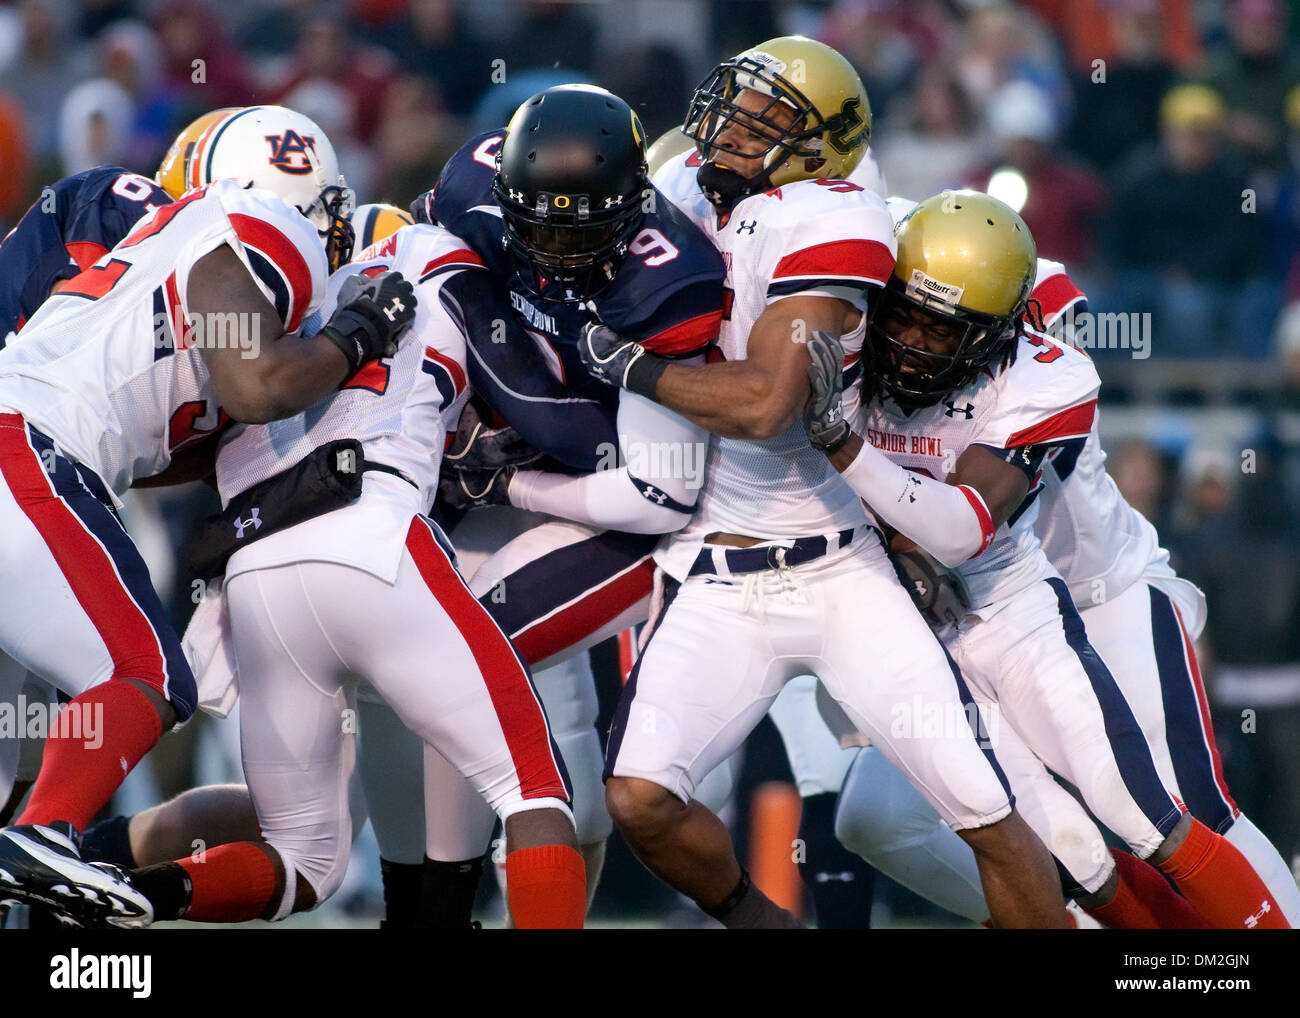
505;844;586;929
18;681;162;830
177;842;278;923
1155;819;1290;929
1086;849;1209;929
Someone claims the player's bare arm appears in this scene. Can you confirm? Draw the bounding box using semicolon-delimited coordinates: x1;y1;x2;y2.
190;244;414;424
583;294;859;440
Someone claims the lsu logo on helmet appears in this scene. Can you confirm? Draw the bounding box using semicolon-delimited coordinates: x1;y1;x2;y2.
265;130;318;175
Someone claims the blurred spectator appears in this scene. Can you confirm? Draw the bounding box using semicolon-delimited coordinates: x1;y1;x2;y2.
599;41;692;139
99;21;176;174
708;0;780;62
1109;436;1172;530
968;80;1105;268
371;73;459;206
0;93;29;225
77;0;135;41
819;0;925;123
954;2;1068;112
58;78;135;176
279;79;376;204
0;1;89;169
236;0;320;61
1274;300;1300;393
153;0;256;109
1262;84;1300;300
470;68;594;135
1171;437;1300;866
1200;0;1300;175
271;17;396;145
502;1;600;77
1102;84;1271;356
1029;0;1200;74
1066;0;1182;173
876;66;985;201
371;0;494;118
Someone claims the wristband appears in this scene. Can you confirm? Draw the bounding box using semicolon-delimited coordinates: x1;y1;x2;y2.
624;350;670;399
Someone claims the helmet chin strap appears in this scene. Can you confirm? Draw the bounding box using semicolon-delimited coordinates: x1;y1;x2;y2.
697;160;771;212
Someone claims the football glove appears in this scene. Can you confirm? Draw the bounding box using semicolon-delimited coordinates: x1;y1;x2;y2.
803;330;851;454
438;464;516;510
445;401;542;471
320;270;417;372
579;321;669;398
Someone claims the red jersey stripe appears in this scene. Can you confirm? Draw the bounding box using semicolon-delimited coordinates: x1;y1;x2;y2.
419;249;485;278
773;239;894;285
957;484;996;557
640;310;721;356
65;241;108;272
423;345;467;397
228;213;313;333
1005;399;1097;448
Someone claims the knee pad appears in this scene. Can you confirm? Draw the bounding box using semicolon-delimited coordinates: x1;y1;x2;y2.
834;748;947;858
265;832;350;919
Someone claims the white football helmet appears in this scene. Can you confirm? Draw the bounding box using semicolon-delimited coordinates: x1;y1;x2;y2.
188;104;356;270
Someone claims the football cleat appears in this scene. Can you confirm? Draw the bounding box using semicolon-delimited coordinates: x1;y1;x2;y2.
0;822;153;929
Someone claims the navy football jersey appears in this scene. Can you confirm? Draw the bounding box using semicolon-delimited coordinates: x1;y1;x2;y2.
0;166;171;343
429;131;725;467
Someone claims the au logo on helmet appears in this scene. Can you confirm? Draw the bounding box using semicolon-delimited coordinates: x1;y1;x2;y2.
265;130;318;175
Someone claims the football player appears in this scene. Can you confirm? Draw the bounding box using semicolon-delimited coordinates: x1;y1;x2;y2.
827;213;1300;927
353;84;726;927
0;105;414;927
801;190;1288;928
578;36;1070;928
89;219;586;929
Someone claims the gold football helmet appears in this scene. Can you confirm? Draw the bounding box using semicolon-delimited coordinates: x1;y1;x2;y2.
683;35;871;208
155;108;237;199
351;203;414;252
646;127;696;176
867;189;1037;410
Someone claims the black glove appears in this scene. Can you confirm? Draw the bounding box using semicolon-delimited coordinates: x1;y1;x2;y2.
804;330;851;455
438;464;516;510
319;270;417;372
578;321;669;398
445;401;542;471
890;546;971;631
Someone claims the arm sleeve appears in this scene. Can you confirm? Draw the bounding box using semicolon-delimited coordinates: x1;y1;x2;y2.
839;441;995;568
508;385;709;534
438;270;618;471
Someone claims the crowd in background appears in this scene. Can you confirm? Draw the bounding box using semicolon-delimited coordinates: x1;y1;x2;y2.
0;0;1298;922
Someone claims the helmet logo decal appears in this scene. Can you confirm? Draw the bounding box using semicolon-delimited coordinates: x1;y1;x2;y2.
552;194;571;209
826;98;866;155
264;130;318;175
906;268;963;307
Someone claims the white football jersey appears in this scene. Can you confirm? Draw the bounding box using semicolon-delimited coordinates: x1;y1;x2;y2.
0;179;327;500
1024;261;1185;620
216;223;476;580
652;152;896;575
851;330;1101;613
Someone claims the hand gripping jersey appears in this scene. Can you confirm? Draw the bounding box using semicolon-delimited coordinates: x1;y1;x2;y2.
0;179;327;499
0;166;171;341
1025;262;1197;629
430;131;726;468
652;150;896;570
215;223;475;582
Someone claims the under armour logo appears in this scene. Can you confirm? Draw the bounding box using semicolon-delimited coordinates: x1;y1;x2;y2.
508;188;525;203
383;297;406;321
603;195;624;208
944;401;974;419
736;220;757;235
1245;900;1272;928
234;507;262;539
643;486;667;505
900;475;921;504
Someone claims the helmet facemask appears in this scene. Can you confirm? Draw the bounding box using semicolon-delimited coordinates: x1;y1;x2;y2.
305;181;355;272
493;175;645;303
867;279;1022;412
685;54;835;209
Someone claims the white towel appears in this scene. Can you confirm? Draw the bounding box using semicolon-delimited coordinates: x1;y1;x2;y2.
182;578;239;718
